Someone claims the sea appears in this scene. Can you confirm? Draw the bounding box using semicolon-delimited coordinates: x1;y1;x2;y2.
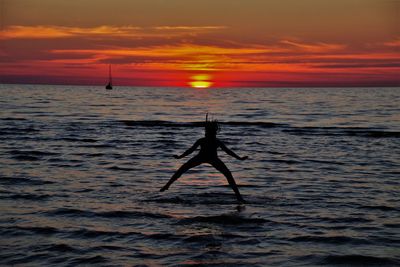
0;84;399;266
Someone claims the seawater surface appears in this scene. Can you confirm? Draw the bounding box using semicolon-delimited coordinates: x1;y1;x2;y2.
0;84;399;266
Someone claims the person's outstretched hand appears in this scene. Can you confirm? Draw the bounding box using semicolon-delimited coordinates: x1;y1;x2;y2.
173;155;181;159
240;156;249;160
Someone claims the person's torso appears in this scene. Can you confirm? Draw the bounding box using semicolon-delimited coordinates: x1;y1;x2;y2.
198;137;220;158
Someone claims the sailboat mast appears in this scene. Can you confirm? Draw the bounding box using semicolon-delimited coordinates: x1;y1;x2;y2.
109;64;112;85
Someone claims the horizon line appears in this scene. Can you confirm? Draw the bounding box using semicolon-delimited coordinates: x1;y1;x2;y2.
1;82;399;89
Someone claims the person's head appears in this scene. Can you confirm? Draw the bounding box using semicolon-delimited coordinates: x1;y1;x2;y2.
204;114;219;138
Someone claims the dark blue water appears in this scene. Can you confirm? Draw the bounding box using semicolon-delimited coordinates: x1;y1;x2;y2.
1;84;399;266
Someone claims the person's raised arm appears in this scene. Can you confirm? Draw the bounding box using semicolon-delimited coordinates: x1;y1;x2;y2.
219;140;248;160
174;139;201;159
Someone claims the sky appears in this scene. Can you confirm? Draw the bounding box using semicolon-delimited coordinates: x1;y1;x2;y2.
0;0;399;88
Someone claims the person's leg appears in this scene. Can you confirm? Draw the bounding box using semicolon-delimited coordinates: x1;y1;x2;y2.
210;158;244;202
160;157;202;191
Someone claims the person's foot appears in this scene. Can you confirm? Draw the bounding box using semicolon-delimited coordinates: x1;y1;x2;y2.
237;197;246;204
160;185;169;192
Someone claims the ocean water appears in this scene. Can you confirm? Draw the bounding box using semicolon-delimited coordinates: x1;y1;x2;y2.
0;84;399;266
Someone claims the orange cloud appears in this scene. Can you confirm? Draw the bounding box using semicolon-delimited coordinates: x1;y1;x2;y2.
383;38;400;47
0;25;136;39
50;44;288;71
153;26;227;31
0;25;76;39
43;39;400;77
51;44;280;57
280;40;346;53
1;29;399;87
0;25;227;40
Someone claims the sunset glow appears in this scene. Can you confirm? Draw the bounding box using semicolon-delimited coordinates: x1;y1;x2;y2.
189;74;213;88
0;0;399;87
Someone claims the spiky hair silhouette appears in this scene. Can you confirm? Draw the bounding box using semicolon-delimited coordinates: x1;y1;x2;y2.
204;113;220;135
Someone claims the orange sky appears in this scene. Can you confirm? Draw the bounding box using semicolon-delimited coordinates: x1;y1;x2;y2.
0;0;399;87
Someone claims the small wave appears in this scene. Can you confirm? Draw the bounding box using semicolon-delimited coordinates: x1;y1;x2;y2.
190;250;232;260
283;127;400;138
9;150;59;157
0;177;54;186
223;121;282;128
306;159;345;165
108;166;139;171
0;127;39;135
144;232;182;240
109;183;124;187
120;120;400;138
121;120;282;128
322;254;399;266
75;188;94;193
145;193;239;205
288;235;369;245
184;233;257;246
10;149;60;161
359;205;399;212
85;153;106;158
69;255;108;265
383;223;400;228
99;210;170;219
0;117;27;121
145;193;275;205
70;228;137;239
36;243;80;253
177;214;266;225
47;208;171;219
78;143;113;148
46;208;94;217
143;196;191;204
2;225;60;236
215;184;257;188
4;253;51;265
183;234;220;244
322;216;372;224
270;159;301;165
60;137;98;143
120;119;400;139
0;193;51;201
356;131;400;138
4;225;141;240
95;245;128;251
12;155;40;161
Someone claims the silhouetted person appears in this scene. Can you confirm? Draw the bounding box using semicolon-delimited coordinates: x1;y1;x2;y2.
160;116;248;203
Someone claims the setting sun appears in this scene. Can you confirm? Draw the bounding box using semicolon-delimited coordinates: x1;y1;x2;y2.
189;74;213;88
190;80;212;88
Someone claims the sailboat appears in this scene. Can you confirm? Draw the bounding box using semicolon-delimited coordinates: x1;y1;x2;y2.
105;64;113;90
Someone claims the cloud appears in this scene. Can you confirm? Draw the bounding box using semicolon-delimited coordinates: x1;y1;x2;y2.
315;63;400;69
0;25;227;40
1;32;399;87
383;37;400;47
38;40;399;73
51;44;279;57
153;26;227;31
0;25;135;39
50;44;289;71
280;40;346;53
